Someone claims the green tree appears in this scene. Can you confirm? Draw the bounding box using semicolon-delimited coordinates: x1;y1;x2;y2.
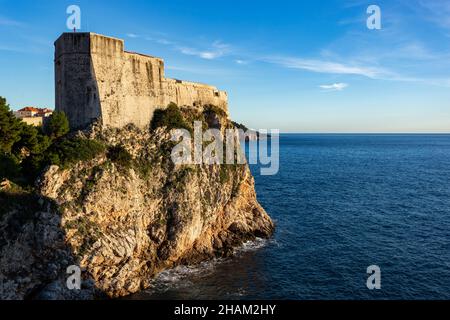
0;154;21;181
0;97;55;182
107;145;133;169
150;103;189;131
0;97;22;154
46;111;69;139
12;122;38;158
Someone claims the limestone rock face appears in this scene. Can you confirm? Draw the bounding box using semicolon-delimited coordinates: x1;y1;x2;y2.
0;113;274;299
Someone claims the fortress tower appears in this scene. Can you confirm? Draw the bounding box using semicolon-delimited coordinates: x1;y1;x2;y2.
54;32;228;129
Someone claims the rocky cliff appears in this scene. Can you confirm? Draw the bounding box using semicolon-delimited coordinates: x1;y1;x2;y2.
0;105;274;299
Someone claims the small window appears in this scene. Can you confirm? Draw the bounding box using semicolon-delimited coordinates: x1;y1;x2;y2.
214;91;220;97
86;87;92;104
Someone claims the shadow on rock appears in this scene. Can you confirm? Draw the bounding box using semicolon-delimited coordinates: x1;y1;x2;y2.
0;191;101;300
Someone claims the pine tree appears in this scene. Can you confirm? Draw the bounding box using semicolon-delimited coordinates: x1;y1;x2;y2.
46;111;69;139
0;97;22;155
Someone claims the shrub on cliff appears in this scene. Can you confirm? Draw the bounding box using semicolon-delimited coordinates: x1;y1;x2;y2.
0;97;23;155
14;123;51;159
231;121;249;131
0;97;52;182
47;137;106;169
45;111;69;140
22;137;106;180
107;145;133;169
0;154;21;181
203;104;227;119
150;103;190;131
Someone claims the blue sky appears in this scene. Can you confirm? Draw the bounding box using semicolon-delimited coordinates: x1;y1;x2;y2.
1;0;449;132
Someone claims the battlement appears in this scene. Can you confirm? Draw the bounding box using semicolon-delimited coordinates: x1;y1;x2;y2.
55;33;228;129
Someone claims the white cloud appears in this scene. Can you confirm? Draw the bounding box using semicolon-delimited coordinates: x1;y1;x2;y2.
136;31;232;60
156;38;172;45
178;41;231;60
123;25;444;87
0;45;25;53
0;16;23;27
126;33;139;38
166;65;233;76
143;36;173;45
319;83;349;91
416;1;450;30
264;56;386;78
124;28;448;88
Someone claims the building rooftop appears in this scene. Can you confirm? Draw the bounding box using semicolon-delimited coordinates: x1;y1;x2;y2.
17;107;53;113
19;106;40;112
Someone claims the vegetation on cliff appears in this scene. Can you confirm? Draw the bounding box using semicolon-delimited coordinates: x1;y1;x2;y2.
0;96;76;184
0;99;274;299
150;102;190;131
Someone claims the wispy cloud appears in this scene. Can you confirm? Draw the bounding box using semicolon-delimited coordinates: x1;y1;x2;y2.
125;17;450;88
127;32;232;60
0;45;27;53
263;56;387;78
415;1;450;31
235;59;248;65
152;38;173;45
165;65;234;76
126;33;173;45
178;41;231;60
319;83;349;91
300;1;450;87
0;16;24;27
126;33;139;38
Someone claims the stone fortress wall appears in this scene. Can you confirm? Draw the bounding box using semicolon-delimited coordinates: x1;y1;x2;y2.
55;33;228;129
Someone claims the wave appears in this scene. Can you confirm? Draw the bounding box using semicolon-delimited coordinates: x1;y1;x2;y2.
146;238;270;294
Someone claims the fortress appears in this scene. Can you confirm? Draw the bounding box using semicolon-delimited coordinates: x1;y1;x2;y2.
54;33;228;129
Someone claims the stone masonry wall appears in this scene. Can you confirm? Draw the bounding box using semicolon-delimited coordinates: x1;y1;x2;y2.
55;33;228;129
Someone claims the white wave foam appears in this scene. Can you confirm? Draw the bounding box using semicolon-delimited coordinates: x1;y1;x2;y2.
147;238;270;293
235;237;271;253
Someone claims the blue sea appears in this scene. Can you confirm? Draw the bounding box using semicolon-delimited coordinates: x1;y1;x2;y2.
132;134;450;300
